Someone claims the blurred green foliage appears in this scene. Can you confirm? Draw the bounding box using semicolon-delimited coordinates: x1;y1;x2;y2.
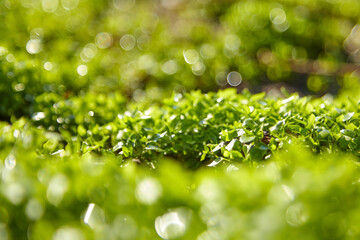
2;0;360;239
2;0;360;120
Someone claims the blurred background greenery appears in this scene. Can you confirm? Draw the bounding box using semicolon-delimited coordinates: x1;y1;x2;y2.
2;0;360;120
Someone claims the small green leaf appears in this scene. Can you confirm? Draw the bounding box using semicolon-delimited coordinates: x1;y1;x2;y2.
113;142;123;151
305;103;314;114
237;129;245;137
343;112;354;121
243;118;257;129
154;131;167;141
226;139;237;151
288;124;302;133
203;145;209;153
223;150;231;158
43;138;58;152
230;150;244;159
345;123;357;131
213;142;225;152
249;146;267;160
318;129;330;139
308;114;315;127
145;145;164;152
207;157;223;167
270;120;285;133
200;152;207;161
77;125;87;137
250;92;266;101
240;135;255;143
339;136;352;149
341;129;356;138
122;146;130;157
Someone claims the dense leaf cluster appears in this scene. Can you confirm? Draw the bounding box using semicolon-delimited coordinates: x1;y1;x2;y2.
27;89;360;169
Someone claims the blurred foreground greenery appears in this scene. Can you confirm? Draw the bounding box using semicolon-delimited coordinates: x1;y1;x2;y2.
1;124;360;239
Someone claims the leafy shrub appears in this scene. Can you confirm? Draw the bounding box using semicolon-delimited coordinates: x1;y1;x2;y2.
26;89;360;168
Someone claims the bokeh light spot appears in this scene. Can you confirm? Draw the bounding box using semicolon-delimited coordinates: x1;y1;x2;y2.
286;203;309;227
77;65;88;76
307;75;328;92
227;71;242;86
95;32;113;49
112;215;138;239
224;34;241;52
30;28;44;40
81;43;98;62
270;8;287;24
25;199;44;220
47;174;68;206
200;44;216;59
216;72;228;86
44;62;53;71
52;227;85;240
135;177;162;205
112;0;135;11
192;61;206;76
26;40;42;54
155;208;191;239
32;112;46;121
183;49;199;64
5;54;15;63
120;34;136;51
161;60;178;75
82;203;106;231
14;83;25;92
42;0;59;12
3;183;25;205
0;46;8;56
5;154;16;170
138;54;156;70
61;0;79;10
